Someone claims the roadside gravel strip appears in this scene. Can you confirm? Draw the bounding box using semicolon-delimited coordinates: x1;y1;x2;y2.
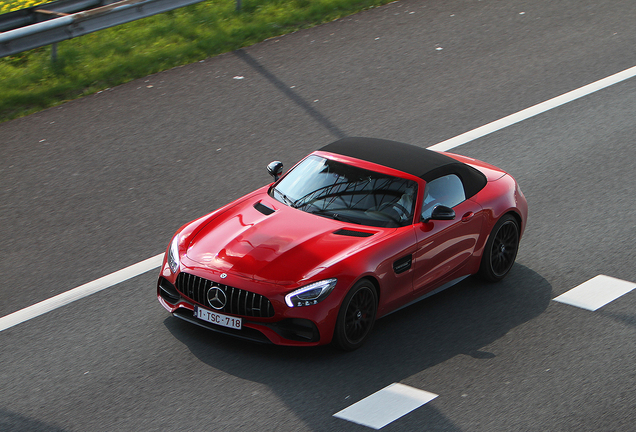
2;64;636;333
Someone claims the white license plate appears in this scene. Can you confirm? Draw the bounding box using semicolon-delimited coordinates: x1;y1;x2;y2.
194;305;242;330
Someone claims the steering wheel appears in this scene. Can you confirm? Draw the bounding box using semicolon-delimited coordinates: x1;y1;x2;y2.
378;202;410;224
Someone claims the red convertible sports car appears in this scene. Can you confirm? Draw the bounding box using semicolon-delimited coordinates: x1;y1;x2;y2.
157;137;527;350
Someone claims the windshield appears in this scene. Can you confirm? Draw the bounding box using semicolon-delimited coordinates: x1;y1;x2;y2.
271;155;417;227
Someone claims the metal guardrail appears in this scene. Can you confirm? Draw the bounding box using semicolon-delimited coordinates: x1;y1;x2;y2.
0;0;117;33
0;0;212;58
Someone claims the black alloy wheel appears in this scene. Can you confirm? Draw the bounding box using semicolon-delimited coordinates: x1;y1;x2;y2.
479;214;520;282
333;280;377;351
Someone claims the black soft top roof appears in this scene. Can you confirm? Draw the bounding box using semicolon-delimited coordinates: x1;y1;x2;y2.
320;137;487;198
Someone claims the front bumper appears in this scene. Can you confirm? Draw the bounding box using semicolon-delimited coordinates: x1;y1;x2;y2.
158;276;325;346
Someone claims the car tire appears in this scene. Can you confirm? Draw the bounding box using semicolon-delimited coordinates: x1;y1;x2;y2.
479;214;520;282
333;279;378;351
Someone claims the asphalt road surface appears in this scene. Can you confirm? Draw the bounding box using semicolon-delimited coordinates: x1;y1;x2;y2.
1;0;635;430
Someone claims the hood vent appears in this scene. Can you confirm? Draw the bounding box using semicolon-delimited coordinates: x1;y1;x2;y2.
253;202;275;215
333;228;374;238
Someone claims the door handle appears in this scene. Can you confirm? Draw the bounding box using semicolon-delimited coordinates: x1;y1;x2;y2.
461;212;474;222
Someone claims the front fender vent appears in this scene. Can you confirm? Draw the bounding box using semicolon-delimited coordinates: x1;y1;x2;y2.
393;255;412;274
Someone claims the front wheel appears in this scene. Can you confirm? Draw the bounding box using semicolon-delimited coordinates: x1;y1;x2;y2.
479;214;520;282
333;280;377;351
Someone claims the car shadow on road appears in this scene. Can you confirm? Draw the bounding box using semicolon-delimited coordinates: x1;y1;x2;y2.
0;408;67;432
164;264;551;431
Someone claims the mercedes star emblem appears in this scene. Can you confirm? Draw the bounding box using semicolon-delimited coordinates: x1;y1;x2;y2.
207;286;227;310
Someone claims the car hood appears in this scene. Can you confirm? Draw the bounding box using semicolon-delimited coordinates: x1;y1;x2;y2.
185;197;385;286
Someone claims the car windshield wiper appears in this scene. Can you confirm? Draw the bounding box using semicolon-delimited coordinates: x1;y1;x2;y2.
272;187;295;207
311;209;358;223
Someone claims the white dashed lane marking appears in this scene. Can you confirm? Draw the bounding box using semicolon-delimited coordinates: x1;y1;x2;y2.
333;383;438;429
553;275;636;311
335;274;636;429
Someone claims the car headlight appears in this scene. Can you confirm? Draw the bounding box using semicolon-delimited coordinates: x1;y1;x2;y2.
167;235;180;274
285;278;337;307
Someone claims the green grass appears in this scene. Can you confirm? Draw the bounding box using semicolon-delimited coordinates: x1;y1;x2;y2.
1;0;47;15
0;0;393;123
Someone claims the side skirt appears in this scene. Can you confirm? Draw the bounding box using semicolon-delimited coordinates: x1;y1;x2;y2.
380;275;470;318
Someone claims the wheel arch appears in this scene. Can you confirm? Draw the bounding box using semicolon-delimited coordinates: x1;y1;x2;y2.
354;275;381;305
478;212;521;282
483;208;523;249
505;209;523;234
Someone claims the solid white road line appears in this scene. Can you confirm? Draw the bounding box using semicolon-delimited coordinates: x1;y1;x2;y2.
333;383;438;429
428;65;636;151
0;254;164;332
553;275;636;311
2;64;636;332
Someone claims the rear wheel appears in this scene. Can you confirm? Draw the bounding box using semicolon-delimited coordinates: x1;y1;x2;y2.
333;280;377;351
479;214;519;282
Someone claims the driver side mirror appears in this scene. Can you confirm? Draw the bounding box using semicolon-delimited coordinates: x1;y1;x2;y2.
267;161;284;181
423;205;455;223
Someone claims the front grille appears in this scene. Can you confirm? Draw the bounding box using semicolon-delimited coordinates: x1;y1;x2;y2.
176;272;275;318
